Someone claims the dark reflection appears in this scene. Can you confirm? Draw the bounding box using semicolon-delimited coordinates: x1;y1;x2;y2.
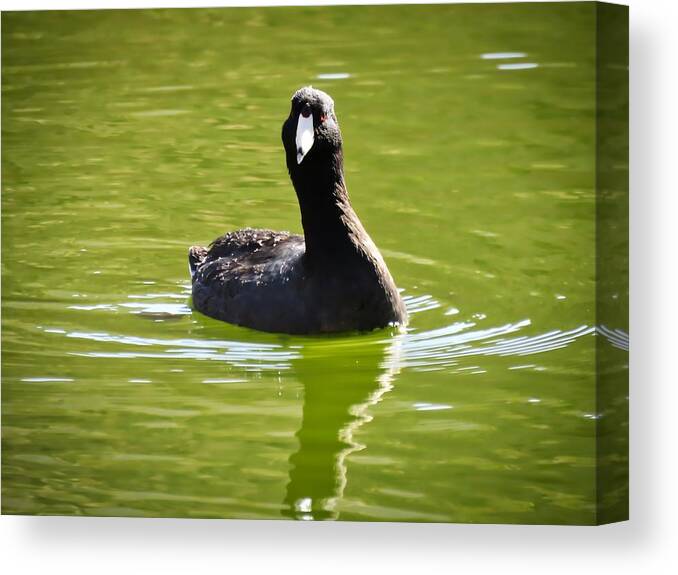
282;334;402;520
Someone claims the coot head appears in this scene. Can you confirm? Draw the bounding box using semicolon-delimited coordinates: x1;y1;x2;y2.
282;86;342;172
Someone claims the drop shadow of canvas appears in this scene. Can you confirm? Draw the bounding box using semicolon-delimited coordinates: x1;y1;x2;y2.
281;333;403;520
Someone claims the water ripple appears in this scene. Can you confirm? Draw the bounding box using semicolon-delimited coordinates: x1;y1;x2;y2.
402;294;441;314
389;322;595;372
497;63;539;71
39;326;301;371
597;325;629;351
316;73;351;80
41;290;626;375
481;52;527;60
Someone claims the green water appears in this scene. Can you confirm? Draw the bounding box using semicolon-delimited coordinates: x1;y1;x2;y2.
2;3;627;524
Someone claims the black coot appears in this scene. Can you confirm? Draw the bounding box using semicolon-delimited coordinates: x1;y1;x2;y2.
189;86;407;334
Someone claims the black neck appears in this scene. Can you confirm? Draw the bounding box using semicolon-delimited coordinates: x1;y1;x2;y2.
290;149;367;264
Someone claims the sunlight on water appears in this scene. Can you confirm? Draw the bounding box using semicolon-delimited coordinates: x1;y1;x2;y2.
497;62;539;70
35;285;620;384
481;52;528;59
316;73;351;80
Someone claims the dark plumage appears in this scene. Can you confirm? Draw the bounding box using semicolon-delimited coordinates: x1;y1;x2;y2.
189;86;407;334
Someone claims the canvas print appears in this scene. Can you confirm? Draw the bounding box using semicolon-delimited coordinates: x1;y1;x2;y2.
1;2;628;524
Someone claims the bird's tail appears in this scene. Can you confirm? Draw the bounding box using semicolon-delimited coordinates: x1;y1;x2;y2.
188;246;208;280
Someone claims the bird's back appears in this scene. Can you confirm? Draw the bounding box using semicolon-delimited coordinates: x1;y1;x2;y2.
191;229;311;332
190;227;406;334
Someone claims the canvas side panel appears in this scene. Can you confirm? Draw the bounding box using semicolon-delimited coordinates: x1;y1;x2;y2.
595;1;629;525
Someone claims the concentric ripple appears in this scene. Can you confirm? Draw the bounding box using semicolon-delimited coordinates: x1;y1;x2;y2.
38;289;626;377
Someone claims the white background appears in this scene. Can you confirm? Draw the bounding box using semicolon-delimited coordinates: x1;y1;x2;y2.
1;0;676;573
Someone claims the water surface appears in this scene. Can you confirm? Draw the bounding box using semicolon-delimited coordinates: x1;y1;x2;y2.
2;4;627;523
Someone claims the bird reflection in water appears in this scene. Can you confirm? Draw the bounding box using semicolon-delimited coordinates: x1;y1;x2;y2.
282;333;403;520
